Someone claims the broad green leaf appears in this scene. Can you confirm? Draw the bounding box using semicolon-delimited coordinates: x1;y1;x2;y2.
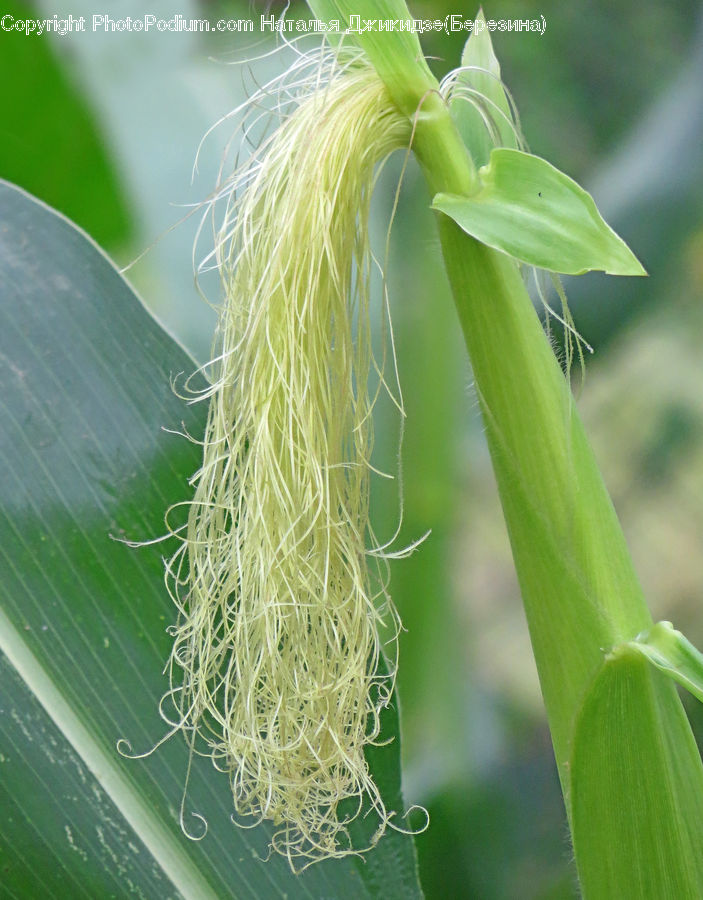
615;620;703;704
433;148;647;275
450;9;519;167
570;652;703;898
0;180;422;899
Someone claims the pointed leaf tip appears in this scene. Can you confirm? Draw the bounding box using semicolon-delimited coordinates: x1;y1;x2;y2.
432;148;647;277
450;9;519;167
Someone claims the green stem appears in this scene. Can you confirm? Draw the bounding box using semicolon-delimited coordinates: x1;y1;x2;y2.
413;103;703;899
434;216;651;776
411;92;478;197
305;2;703;891
411;104;654;765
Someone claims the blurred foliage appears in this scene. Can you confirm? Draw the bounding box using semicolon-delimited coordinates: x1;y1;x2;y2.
0;0;132;248
4;0;703;897
414;0;699;168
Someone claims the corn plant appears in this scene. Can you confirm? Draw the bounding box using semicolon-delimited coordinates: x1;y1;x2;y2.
300;2;703;896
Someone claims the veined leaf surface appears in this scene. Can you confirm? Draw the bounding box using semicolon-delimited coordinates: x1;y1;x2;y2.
0;181;422;900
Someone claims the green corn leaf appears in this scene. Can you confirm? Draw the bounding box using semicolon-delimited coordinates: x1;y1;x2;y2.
450;9;519;167
570;652;703;898
0;180;421;900
433;148;647;275
613;621;703;704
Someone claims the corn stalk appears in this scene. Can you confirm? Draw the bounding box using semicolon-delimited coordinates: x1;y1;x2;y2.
308;2;703;895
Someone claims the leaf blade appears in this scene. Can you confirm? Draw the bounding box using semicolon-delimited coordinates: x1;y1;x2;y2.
0;607;220;900
570;652;703;898
433;148;647;275
0;180;422;899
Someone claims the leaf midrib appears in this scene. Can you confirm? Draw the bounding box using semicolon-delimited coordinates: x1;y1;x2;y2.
0;605;221;900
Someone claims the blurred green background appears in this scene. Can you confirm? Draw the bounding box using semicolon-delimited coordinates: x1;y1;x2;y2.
3;0;703;896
